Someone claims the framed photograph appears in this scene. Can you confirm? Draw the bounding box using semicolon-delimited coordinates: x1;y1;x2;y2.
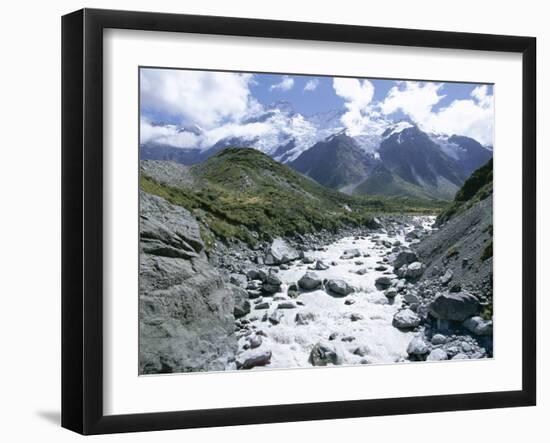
62;8;536;435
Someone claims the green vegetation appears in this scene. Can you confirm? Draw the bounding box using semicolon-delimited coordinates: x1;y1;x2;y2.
141;148;445;246
436;159;493;225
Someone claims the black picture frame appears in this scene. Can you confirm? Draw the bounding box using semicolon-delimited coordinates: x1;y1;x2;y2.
61;8;537;435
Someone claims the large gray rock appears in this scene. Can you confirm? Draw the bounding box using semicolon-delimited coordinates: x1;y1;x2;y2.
139;193;237;374
375;276;393;289
426;348;448;361
298;272;323;290
429;291;480;321
264;238;299;265
393;309;421;329
393;250;418;269
309;343;339;366
404;262;425;280
463;316;493;336
262;272;283;294
326;279;354;296
236;349;272;369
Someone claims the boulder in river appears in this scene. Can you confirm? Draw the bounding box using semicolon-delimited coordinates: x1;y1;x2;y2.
262;272;283;294
236;349;272;369
429;291;480;321
309;343;339;366
264;238;299;265
463;316;493;335
375;276;393;289
298;272;323;290
393;309;421;329
340;248;361;260
315;260;330;270
326;279;355;296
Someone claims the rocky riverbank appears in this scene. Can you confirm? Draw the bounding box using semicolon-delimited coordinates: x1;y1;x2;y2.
209;215;492;370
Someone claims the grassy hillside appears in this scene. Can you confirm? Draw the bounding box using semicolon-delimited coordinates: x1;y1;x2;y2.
436;159;493;226
141;148;445;247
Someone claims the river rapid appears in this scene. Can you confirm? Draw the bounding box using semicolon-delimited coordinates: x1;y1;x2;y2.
235;216;435;370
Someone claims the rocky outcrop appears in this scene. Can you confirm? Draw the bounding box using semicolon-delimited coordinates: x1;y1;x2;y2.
139;193;238;374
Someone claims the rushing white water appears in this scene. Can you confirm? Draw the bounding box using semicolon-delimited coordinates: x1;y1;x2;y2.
237;216;435;369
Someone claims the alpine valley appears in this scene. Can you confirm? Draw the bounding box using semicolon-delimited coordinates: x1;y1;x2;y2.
139;100;494;374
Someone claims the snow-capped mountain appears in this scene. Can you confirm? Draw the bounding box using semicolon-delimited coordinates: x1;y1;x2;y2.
141;103;493;201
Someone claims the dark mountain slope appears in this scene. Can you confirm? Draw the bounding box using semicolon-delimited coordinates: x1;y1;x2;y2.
289;133;378;191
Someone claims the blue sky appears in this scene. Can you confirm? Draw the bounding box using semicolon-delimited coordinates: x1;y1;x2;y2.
140;68;495;147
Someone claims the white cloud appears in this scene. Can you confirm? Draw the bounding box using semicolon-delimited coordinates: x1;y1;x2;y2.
270;76;294;92
303;79;319;92
140;69;258;129
140;119;201;148
380;81;494;145
332;78;385;136
380;81;445;123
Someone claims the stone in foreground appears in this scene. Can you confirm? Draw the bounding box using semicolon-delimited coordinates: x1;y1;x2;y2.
309;343;339;366
393;309;421;329
236;350;272;369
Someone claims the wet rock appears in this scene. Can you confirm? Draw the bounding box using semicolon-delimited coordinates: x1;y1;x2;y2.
268;310;284;325
315;260;330;271
340;248;361;260
302;255;315;264
356;268;367;275
353;345;372;357
249;335;263;349
255;302;270;310
463;316;493;336
341;336;355;342
427;348;448;361
262;272;283;294
264;238;299;265
430;291;480;321
375;276;392;289
309;343;339;366
278;301;297;309
375;265;388;271
344;299;356;305
295;312;316;325
298;272;323;290
236;349;272;369
385;287;398;299
326;279;355;296
407;335;430;356
350;313;364;322
393;309;421;329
